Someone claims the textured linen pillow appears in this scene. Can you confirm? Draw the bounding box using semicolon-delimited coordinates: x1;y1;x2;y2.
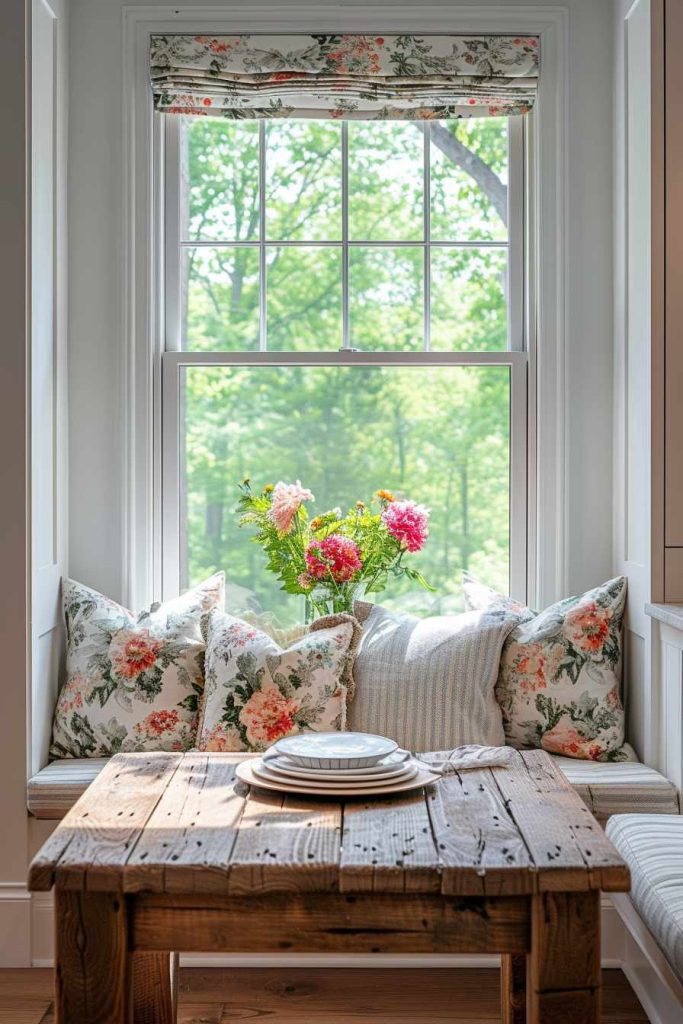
348;603;517;752
463;574;628;761
50;573;225;758
197;610;361;751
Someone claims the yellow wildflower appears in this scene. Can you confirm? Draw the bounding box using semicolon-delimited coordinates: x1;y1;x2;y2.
263;483;274;494
376;489;395;502
355;500;365;510
310;516;323;530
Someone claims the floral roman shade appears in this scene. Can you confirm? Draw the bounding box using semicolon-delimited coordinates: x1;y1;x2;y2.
149;34;539;121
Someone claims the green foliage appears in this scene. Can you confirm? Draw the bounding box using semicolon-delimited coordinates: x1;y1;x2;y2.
178;114;513;624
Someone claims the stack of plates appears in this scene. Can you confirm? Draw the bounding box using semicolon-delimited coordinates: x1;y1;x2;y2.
235;732;438;796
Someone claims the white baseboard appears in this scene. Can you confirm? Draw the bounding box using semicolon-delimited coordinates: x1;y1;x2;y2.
0;885;32;967
31;892;55;968
26;893;626;970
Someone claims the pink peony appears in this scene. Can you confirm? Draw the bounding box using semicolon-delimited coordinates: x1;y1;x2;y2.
305;534;362;583
381;500;430;553
268;480;314;535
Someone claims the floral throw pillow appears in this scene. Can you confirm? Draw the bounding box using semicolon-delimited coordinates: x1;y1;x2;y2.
463;574;628;762
50;573;225;758
197;610;361;752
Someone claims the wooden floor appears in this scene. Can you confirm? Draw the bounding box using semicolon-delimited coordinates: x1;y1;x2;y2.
0;966;649;1023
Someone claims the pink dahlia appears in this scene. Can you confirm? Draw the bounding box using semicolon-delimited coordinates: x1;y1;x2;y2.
381;500;430;553
268;480;314;535
305;534;362;583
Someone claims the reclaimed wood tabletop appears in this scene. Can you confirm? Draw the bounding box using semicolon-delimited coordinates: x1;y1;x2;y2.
28;748;630;1024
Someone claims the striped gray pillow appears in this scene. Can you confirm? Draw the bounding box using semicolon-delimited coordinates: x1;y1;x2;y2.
348;604;516;752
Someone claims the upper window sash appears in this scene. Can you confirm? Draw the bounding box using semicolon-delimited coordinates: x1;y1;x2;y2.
163;115;525;356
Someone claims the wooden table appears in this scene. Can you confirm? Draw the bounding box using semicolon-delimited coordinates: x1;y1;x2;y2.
28;749;630;1024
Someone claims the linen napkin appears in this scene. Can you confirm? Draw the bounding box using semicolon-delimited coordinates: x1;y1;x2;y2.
417;745;516;776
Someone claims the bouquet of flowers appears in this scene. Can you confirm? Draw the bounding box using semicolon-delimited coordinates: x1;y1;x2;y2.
237;480;434;619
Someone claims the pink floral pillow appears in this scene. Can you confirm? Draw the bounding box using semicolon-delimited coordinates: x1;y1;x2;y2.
463;574;628;762
50;574;224;758
197;610;361;752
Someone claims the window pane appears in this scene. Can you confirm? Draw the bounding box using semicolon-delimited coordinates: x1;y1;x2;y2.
181;117;260;243
267;246;342;350
181;365;510;624
266;121;342;241
349;247;423;350
430;248;508;352
183;247;259;351
430;118;508;242
348;122;423;241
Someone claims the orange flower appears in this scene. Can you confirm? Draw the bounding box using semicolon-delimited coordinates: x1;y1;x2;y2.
203;723;238;752
376;489;395;502
111;630;162;679
241;688;300;745
135;709;180;737
565;601;610;654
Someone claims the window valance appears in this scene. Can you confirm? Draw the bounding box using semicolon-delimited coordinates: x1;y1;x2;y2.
149;34;539;120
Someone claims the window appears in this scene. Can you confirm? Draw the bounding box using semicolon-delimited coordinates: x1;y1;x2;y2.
162;115;527;623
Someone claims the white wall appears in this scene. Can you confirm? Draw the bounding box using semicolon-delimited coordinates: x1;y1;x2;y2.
0;0;70;967
67;0;617;607
0;0;32;969
612;0;653;762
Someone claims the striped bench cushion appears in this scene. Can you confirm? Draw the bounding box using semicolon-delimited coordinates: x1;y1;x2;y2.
550;752;680;823
607;814;683;983
28;752;681;821
27;758;109;818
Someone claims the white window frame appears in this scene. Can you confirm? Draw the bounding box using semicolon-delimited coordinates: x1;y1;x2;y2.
160;116;528;601
122;4;569;614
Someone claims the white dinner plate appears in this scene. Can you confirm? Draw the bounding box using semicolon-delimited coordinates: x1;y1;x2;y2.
273;732;398;769
254;758;419;790
236;758;438;797
262;749;411;780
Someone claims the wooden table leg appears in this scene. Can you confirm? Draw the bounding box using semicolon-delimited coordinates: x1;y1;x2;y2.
501;954;527;1024
55;890;133;1024
527;891;601;1023
132;952;176;1023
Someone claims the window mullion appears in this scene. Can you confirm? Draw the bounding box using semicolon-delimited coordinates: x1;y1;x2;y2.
164;117;182;353
423;123;431;352
342;121;350;350
507;115;525;352
259;119;267;352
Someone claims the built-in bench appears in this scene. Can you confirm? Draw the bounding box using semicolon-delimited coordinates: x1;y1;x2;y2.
27;752;681;821
549;753;681;824
607;814;683;1020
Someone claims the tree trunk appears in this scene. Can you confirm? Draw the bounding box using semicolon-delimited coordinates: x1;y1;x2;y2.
426;122;508;227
